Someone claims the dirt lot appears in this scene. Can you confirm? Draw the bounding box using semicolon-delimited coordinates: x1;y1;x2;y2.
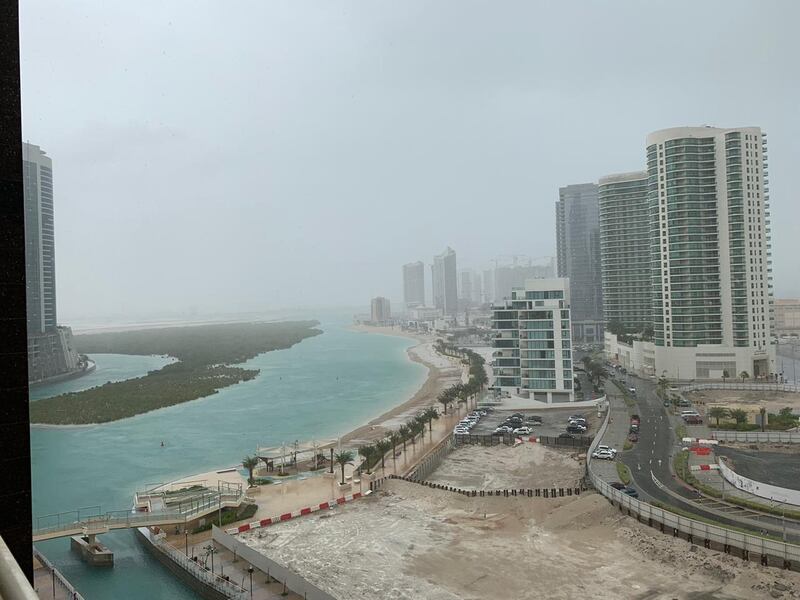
240;480;800;599
424;442;585;490
686;388;800;414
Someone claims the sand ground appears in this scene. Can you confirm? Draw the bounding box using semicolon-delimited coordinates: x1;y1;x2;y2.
686;388;800;414
239;479;800;600
424;442;586;490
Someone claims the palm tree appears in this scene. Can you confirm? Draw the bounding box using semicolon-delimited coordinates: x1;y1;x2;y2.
334;450;355;485
730;408;748;425
242;455;259;486
398;425;411;452
759;407;767;432
437;389;453;415
740;371;750;384
358;444;375;474
722;369;730;383
412;420;425;445
375;438;392;470
422;406;439;437
707;406;730;427
389;431;401;465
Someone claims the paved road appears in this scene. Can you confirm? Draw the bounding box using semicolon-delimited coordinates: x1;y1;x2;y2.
605;372;800;542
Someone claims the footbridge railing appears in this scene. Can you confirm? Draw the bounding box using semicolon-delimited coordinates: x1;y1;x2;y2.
33;509;186;542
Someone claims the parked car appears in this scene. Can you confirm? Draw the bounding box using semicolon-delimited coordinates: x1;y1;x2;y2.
629;387;636;394
609;482;626;490
526;415;543;423
622;487;639;498
559;433;575;439
513;427;533;436
683;415;703;425
628;432;639;442
663;400;671;407
597;445;617;456
567;425;587;434
494;426;513;434
591;449;614;460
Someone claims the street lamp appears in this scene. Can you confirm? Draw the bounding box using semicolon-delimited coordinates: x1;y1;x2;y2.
184;529;188;557
248;566;254;599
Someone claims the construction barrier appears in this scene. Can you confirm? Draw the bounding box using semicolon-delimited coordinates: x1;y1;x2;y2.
224;491;370;535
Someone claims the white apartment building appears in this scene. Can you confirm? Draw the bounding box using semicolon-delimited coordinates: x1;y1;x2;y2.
609;126;775;380
491;278;574;403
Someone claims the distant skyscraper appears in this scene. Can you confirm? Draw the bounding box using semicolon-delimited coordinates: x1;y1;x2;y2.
402;261;425;309
645;126;773;379
482;269;495;304
459;269;478;305
370;297;391;323
432;247;458;315
23;142;56;334
22;142;81;383
493;262;555;303
599;171;650;331
556;183;603;342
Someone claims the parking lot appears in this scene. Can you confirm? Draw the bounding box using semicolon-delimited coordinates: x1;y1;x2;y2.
463;407;602;439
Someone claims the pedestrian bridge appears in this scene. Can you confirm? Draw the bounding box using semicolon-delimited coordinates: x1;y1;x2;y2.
34;482;248;541
33;510;187;542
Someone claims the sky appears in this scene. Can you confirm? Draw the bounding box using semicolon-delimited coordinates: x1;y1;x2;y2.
20;0;800;321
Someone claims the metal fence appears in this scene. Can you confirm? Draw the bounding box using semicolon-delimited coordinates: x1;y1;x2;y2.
454;432;593;449
138;527;247;599
681;383;800;393
33;547;85;600
385;474;582;499
711;430;800;443
212;527;335;600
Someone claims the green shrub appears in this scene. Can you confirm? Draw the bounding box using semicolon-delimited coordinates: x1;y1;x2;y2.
191;503;258;534
616;462;631;485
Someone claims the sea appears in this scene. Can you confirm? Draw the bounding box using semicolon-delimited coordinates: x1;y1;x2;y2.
31;309;427;599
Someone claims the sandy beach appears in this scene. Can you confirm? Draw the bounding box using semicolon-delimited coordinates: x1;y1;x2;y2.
341;325;464;446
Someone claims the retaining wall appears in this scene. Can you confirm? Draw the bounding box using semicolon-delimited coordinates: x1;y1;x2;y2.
717;458;800;506
212;527;335;600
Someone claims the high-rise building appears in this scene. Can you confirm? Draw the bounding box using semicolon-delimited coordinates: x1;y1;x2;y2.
775;299;800;337
370;297;391;323
493;262;555;303
491;278;574;403
556;184;603;342
432;247;458;315
482;268;495;304
645;126;774;379
599;172;651;332
22;142;81;383
23;143;56;334
402;261;425;309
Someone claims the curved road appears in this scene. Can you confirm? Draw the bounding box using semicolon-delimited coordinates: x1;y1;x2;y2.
612;373;800;543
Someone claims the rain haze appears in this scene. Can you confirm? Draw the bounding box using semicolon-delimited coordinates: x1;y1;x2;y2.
20;0;800;322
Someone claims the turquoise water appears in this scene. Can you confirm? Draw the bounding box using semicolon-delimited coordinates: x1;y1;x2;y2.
32;315;426;599
30;353;176;401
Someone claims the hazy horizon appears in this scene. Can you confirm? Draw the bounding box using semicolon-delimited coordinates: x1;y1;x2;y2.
20;1;800;322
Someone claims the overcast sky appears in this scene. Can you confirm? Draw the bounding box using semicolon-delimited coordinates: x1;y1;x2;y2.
20;0;800;321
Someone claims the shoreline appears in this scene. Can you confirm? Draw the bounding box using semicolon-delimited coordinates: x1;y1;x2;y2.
340;325;463;446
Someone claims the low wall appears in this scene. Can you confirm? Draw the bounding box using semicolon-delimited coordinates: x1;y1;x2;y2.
712;430;800;444
406;433;454;481
212;527;335;600
383;474;582;498
681;383;800;393
717;458;800;505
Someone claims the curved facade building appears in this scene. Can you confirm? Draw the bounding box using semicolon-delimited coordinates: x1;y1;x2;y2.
645;126;774;379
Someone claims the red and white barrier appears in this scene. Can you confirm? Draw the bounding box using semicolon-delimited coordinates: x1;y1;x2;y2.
681;437;719;445
225;490;371;535
690;464;720;471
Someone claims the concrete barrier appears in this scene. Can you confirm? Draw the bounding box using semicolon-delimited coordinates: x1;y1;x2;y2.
717;458;800;505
